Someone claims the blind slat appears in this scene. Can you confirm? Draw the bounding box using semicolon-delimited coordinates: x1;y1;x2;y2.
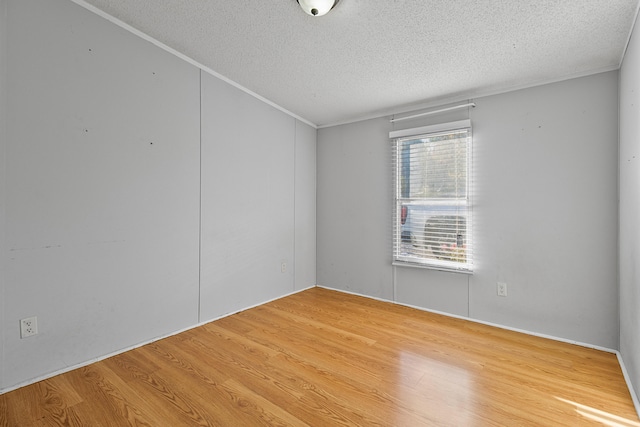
392;122;472;272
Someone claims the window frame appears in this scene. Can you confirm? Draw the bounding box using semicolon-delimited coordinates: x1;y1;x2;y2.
391;119;473;273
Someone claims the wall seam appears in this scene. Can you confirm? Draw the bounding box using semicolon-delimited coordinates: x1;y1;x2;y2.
198;69;202;322
68;0;317;129
293;119;297;292
0;0;7;391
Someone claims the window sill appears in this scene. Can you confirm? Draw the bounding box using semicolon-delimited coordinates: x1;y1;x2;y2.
392;260;473;275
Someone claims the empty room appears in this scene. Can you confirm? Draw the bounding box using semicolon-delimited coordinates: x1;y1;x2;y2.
2;0;640;425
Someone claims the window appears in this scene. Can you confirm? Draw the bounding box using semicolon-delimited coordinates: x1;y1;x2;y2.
391;120;472;272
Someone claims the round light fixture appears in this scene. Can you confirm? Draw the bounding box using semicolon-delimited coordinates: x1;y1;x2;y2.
297;0;340;16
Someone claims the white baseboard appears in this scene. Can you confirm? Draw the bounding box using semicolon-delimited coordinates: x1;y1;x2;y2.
318;285;640;419
318;285;616;351
5;283;639;421
0;285;315;396
617;352;640;418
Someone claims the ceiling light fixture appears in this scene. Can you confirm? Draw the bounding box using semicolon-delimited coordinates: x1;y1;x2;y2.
297;0;340;16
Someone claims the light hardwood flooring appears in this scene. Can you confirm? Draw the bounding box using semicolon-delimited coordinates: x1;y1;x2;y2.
1;287;638;426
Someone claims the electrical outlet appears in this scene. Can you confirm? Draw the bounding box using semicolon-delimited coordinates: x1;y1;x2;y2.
20;316;38;338
281;262;287;273
497;282;508;297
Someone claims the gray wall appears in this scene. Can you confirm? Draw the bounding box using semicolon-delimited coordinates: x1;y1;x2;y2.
0;0;316;392
317;118;394;300
0;0;629;397
0;0;7;391
3;0;200;389
620;10;640;404
318;71;619;349
199;73;316;320
294;121;317;292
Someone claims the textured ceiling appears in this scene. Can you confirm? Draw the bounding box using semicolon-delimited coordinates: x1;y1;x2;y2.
81;0;639;127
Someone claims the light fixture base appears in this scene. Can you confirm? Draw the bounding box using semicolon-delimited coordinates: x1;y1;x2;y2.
296;0;340;17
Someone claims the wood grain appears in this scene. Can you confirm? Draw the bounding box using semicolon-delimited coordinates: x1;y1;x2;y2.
1;287;638;426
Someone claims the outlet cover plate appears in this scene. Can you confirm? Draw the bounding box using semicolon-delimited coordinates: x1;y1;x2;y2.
497;282;508;297
20;316;38;338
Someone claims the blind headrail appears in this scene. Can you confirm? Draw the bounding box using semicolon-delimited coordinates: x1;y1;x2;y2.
390;103;476;123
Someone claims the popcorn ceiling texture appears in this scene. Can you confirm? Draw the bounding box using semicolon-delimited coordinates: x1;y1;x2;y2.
82;0;639;126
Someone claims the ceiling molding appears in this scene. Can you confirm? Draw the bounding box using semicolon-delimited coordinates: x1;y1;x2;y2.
318;64;621;129
70;0;638;130
620;0;640;67
68;0;318;129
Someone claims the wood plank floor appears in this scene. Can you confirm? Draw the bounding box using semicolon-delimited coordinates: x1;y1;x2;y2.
1;287;638;426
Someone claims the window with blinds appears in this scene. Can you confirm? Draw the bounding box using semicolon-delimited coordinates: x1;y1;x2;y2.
391;120;472;272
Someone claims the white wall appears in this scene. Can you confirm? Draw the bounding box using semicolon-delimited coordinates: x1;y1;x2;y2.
318;71;619;349
620;10;640;404
1;0;316;392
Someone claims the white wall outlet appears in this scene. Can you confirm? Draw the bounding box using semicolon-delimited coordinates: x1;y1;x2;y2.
281;262;287;273
20;316;38;338
497;282;508;297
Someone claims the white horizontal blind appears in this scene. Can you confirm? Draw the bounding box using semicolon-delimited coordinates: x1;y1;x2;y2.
392;121;472;272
